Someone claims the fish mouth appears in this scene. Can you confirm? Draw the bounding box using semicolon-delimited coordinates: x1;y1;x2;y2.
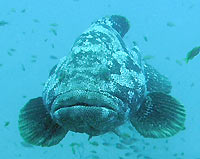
52;90;120;113
53;102;115;113
50;90;125;135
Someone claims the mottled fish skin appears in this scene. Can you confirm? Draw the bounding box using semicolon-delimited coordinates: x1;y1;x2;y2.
42;15;146;136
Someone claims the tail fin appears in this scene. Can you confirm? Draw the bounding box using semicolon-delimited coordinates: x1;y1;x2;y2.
95;15;130;37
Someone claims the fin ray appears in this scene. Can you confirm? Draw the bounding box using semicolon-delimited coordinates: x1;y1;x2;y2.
130;92;186;138
18;97;68;147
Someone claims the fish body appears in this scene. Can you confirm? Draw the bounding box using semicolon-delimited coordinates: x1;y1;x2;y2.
18;15;186;147
185;46;200;63
43;16;145;136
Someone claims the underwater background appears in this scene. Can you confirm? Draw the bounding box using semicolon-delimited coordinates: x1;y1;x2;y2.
0;0;200;158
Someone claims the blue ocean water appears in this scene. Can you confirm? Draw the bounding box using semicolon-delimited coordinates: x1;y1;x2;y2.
0;0;200;158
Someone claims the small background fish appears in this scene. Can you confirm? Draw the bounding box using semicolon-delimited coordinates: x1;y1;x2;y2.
185;46;200;63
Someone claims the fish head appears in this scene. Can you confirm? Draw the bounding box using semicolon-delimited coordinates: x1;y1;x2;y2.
45;55;130;136
43;48;141;136
43;53;131;136
45;49;144;136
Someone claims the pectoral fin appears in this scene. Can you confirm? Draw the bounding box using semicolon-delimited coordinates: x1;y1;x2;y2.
18;97;68;147
130;92;186;138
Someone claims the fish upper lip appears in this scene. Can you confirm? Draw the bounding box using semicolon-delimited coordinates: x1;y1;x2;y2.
52;90;121;113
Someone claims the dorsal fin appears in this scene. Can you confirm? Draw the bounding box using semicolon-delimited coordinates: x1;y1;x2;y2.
95;15;130;37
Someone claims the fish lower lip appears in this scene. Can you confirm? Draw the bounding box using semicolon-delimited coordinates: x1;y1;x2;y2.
54;104;115;112
53;105;119;135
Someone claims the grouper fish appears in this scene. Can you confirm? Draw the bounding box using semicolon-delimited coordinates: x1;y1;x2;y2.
18;15;186;147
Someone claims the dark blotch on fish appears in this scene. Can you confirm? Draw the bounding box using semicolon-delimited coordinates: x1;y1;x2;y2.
143;156;152;159
128;125;134;131
89;141;99;146
102;142;111;146
120;138;136;145
90;150;97;153
129;145;140;152
89;155;100;159
137;154;143;158
119;133;131;139
70;142;81;155
144;142;150;146
125;152;132;157
116;143;127;149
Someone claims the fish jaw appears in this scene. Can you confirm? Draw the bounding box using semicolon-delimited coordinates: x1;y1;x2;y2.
50;90;126;136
